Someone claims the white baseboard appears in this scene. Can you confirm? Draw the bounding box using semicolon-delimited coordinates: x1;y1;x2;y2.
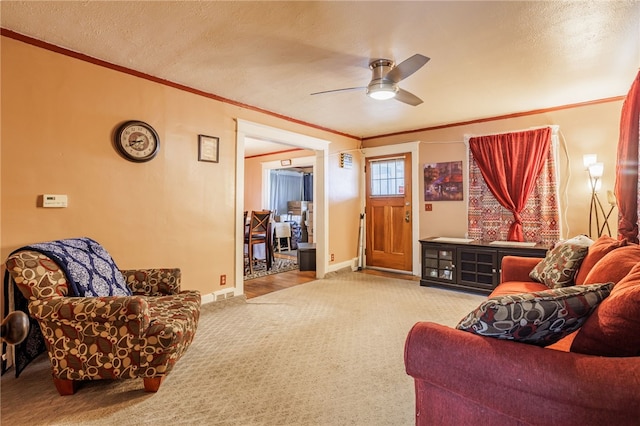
326;258;358;273
202;287;235;305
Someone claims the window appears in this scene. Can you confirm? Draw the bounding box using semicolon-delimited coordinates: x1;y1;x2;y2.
466;127;560;245
369;158;405;196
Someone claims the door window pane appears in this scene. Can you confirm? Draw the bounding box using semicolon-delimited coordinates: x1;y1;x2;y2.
370;158;405;196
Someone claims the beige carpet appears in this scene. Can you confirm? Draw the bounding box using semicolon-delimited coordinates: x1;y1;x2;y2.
0;271;484;426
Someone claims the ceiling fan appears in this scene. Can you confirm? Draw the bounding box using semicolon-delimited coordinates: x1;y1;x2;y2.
311;54;430;106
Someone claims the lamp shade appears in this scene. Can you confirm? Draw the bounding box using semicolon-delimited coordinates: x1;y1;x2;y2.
589;162;604;178
583;154;598;168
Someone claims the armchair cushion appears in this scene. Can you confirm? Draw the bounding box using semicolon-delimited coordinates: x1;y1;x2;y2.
456;282;613;346
121;268;181;296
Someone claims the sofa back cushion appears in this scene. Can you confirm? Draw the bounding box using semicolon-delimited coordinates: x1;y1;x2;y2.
571;262;640;357
582;243;640;286
574;236;627;285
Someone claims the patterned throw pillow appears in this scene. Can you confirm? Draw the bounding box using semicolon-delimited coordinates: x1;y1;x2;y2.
456;282;613;347
529;235;592;288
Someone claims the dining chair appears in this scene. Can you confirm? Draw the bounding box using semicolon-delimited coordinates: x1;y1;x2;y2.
243;211;249;271
273;222;292;252
245;210;273;274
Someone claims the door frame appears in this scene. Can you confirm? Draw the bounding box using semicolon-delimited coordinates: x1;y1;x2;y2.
362;141;420;276
235;120;330;296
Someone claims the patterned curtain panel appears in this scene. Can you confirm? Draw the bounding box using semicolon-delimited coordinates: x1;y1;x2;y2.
468;131;560;246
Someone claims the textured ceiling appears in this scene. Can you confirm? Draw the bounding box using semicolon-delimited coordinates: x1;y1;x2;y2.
1;1;639;140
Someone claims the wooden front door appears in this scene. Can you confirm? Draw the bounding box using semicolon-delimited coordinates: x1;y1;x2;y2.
365;153;412;271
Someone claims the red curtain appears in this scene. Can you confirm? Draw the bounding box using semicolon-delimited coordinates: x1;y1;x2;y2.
615;70;640;243
469;127;552;241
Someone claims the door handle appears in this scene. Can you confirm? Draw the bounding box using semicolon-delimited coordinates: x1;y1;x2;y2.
405;210;410;223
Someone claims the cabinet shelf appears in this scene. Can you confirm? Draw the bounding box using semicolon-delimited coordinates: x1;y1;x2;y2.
420;238;547;294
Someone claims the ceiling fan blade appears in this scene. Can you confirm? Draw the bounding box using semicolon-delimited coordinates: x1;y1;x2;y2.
384;54;430;83
395;88;423;106
310;86;366;96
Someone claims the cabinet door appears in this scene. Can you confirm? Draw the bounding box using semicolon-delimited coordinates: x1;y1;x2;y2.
457;248;497;290
422;244;455;283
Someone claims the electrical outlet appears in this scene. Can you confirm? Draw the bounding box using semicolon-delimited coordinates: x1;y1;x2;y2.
220;274;226;286
425;203;433;211
331;253;335;261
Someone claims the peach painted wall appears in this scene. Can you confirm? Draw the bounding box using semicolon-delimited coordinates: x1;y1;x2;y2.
325;145;364;265
364;100;623;241
1;36;361;297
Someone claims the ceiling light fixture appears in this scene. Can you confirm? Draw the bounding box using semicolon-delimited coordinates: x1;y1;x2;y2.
367;82;398;100
366;59;399;101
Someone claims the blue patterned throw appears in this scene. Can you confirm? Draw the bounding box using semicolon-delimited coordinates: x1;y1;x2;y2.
25;237;132;297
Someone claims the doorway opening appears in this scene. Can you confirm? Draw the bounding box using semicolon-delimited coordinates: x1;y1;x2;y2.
262;156;315;248
365;153;413;272
362;141;421;276
235;120;330;296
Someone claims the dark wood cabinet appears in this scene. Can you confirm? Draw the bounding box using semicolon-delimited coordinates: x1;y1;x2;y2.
420;238;548;294
422;244;455;284
457;246;497;291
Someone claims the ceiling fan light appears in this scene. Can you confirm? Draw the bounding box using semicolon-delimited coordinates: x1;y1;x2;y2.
367;82;398;100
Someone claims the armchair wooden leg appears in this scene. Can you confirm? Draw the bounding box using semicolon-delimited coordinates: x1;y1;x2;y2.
143;377;164;392
53;378;77;396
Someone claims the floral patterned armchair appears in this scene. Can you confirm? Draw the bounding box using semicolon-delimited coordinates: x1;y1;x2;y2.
5;238;200;396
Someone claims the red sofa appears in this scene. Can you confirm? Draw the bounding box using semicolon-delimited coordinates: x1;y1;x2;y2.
405;236;640;425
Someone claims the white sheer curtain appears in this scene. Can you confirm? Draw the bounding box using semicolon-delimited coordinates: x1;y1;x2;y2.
270;169;304;216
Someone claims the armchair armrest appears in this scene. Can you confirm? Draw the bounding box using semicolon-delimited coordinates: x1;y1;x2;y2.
499;255;541;283
28;296;150;338
120;268;181;296
405;322;640;425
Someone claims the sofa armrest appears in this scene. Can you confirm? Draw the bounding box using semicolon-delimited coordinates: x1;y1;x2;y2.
405;322;640;425
28;296;150;338
499;255;541;283
120;268;181;296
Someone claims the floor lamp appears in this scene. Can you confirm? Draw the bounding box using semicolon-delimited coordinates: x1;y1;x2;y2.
584;154;617;238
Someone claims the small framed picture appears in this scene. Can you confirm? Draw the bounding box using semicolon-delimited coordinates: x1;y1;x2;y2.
198;135;219;163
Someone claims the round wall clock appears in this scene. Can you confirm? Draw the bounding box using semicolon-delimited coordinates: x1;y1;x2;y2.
114;120;160;162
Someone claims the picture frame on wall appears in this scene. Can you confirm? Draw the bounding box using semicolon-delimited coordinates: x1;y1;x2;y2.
424;161;464;201
198;135;219;163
